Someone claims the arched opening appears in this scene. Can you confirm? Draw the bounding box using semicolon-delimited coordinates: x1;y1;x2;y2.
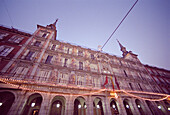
49;96;65;115
164;100;170;112
110;99;119;115
73;96;86;115
145;100;154;115
123;99;133;115
22;93;42;115
155;101;166;114
135;99;144;115
0;91;15;115
93;97;104;115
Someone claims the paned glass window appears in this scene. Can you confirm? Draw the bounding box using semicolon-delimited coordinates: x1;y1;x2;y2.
8;35;24;43
25;51;34;60
45;55;53;64
0;45;14;56
79;62;83;70
0;32;9;39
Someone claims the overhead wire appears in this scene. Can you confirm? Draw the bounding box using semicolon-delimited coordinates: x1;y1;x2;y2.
2;0;14;27
101;0;138;50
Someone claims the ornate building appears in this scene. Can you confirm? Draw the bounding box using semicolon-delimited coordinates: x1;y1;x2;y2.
0;21;170;115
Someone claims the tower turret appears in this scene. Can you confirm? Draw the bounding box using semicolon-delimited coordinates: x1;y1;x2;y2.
116;39;129;57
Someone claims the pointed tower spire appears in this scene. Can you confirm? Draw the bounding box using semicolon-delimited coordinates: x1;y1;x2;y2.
116;39;129;57
53;19;58;26
47;19;58;30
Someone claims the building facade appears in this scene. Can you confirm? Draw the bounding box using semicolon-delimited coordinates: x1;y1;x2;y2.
0;21;170;115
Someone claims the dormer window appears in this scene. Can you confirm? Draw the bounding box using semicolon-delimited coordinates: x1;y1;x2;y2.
8;35;24;43
0;32;9;40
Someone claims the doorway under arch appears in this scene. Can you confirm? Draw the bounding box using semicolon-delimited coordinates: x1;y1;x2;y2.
49;96;66;115
135;99;145;115
73;96;86;115
110;99;119;115
93;97;104;115
123;99;133;115
0;91;15;115
22;93;42;115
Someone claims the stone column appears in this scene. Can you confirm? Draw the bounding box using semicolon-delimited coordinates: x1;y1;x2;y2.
86;96;94;115
117;97;127;115
141;100;153;115
130;98;140;115
103;96;111;115
38;93;51;115
8;90;28;115
65;95;74;115
151;101;164;115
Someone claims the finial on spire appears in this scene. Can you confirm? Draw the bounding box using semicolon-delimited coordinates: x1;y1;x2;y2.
53;19;58;26
116;39;128;57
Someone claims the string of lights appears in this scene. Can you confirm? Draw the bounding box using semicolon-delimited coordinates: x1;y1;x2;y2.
0;78;169;102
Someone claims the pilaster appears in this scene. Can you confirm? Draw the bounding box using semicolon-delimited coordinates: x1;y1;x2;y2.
86;96;94;115
65;95;74;115
117;97;127;115
38;93;51;115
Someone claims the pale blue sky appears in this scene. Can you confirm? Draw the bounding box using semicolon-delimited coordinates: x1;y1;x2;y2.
0;0;169;70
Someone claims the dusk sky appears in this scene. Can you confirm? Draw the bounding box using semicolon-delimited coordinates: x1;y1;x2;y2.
0;0;169;70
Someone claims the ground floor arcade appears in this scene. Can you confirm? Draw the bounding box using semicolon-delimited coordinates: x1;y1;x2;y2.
0;89;170;115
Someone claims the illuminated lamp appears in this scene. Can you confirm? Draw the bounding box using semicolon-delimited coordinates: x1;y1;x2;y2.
158;105;161;109
137;105;141;108
78;104;81;109
126;105;129;109
31;102;36;107
112;104;116;109
97;105;100;109
0;102;2;106
84;105;87;108
168;107;170;111
56;103;60;108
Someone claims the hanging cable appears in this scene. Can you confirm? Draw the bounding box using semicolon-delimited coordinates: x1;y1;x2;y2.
101;0;138;50
2;0;14;27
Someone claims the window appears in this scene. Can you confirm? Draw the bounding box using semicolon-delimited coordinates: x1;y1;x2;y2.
51;44;56;50
0;45;14;56
138;83;143;91
124;70;128;77
129;83;133;90
91;54;95;60
42;33;47;38
8;35;24;43
64;58;68;67
34;41;41;47
67;48;69;54
45;55;53;64
78;50;83;56
0;32;9;39
79;62;83;70
25;51;34;60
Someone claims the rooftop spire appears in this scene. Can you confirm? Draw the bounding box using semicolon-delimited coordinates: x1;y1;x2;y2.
116;39;129;57
53;19;58;26
46;19;58;30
